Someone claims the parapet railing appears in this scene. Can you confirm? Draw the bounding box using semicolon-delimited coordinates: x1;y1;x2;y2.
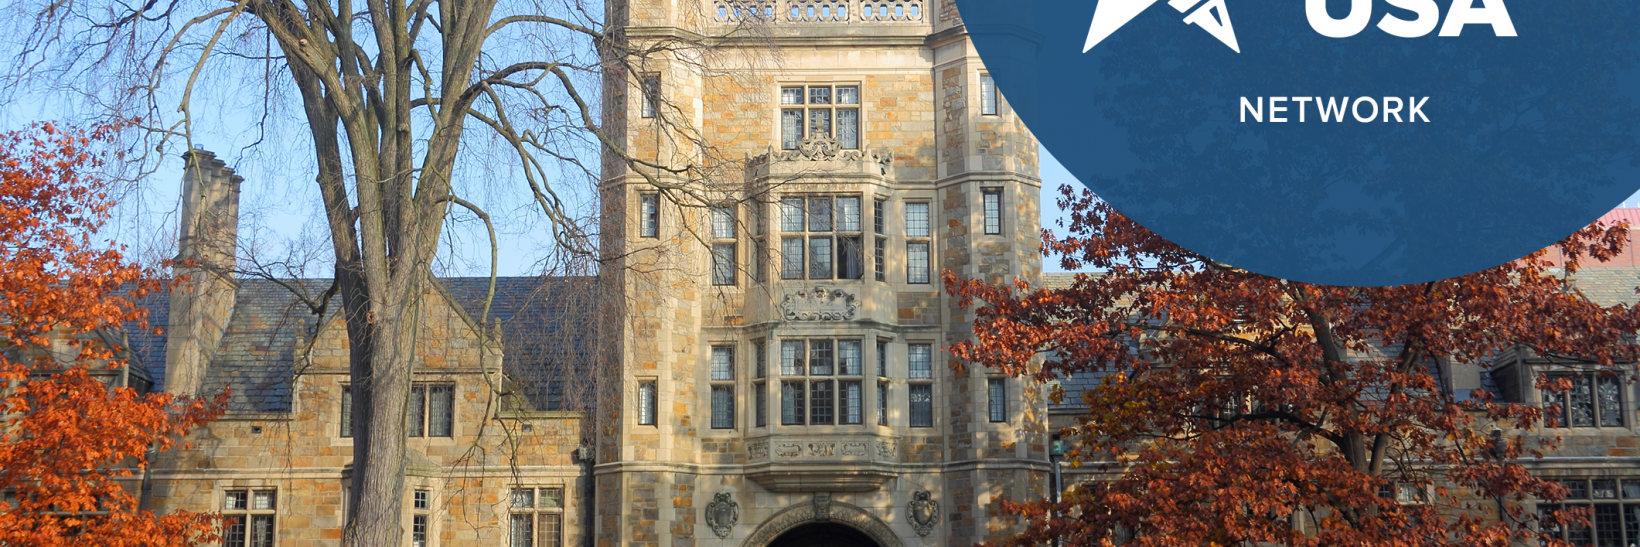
710;0;926;24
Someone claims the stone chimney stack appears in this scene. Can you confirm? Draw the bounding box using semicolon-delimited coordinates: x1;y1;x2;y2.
164;148;242;396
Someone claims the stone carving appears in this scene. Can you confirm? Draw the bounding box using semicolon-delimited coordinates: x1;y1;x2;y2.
780;286;860;321
806;442;836;457
706;492;739;538
747;139;895;175
876;440;896;458
841;442;868;456
775;443;802;458
748;440;769;459
813;493;831;522
907;491;938;537
742;497;905;547
794;137;843;160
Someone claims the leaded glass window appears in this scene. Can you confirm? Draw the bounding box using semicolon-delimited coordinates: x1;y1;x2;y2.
779;84;860;150
1543;373;1624;428
909;384;933;428
779;338;865;427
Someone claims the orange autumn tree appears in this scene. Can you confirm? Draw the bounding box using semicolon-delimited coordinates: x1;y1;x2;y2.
0;123;221;545
946;187;1640;547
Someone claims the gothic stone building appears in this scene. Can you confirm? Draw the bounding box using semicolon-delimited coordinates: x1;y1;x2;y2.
593;0;1045;543
115;0;1640;545
129;0;1056;542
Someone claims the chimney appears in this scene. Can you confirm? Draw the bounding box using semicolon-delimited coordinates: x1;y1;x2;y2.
164;148;242;396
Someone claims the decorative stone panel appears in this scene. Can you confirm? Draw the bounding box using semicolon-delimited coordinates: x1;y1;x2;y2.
779;286;861;321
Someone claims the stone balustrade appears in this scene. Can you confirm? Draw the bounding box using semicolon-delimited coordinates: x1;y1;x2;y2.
711;0;925;24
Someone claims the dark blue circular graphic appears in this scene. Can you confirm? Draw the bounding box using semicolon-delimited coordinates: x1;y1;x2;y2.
964;0;1640;286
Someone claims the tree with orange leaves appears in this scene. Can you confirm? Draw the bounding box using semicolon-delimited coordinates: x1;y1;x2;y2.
946;187;1640;547
0;123;222;545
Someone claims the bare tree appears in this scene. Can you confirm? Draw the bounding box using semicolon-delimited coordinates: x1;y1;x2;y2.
0;0;760;543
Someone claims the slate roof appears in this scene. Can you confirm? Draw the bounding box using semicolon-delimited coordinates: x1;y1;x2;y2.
440;276;600;411
1567;266;1640;307
123;277;598;413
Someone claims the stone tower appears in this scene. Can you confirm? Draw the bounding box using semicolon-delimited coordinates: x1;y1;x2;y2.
597;0;1046;543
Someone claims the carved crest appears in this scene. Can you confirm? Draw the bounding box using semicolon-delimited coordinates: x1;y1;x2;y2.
780;286;860;321
747;139;895;175
806;442;836;457
813;493;832;522
706;492;739;538
747;440;769;459
795;137;842;160
907;491;938;537
876;440;896;458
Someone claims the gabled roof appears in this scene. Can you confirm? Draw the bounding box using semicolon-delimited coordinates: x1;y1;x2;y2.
123;277;598;413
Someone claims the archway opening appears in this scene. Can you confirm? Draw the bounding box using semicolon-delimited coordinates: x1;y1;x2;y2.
767;522;882;547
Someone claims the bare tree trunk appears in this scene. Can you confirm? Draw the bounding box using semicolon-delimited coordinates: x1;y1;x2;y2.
5;0;734;541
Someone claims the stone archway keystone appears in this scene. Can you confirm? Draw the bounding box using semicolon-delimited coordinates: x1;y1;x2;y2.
741;495;904;547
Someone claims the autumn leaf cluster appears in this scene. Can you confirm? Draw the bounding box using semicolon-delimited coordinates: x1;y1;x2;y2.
947;187;1640;547
0;124;221;545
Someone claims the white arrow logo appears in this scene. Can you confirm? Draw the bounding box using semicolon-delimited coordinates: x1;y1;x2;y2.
1083;0;1240;53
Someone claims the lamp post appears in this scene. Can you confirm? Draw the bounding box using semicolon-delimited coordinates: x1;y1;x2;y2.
1050;433;1066;547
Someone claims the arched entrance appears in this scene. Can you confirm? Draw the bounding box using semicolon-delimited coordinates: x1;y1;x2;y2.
768;523;880;547
740;495;903;547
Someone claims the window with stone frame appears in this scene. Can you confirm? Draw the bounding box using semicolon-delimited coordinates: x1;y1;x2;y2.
510;487;564;547
908;343;934;427
877;339;890;425
873;198;887;282
412;489;432;547
637;381;658;426
779;195;866;281
987;377;1007;422
711;205;738;286
779;338;865;426
1537;477;1640;546
982;187;1003;235
711;345;736;429
341;383;454;438
780;84;861;150
980;74;998;116
754;339;768;427
752;199;768;283
640;74;660;119
408;383;455;437
222;488;277;547
904;201;931;284
639;194;659;238
878;381;889;426
1541;372;1626;428
341;384;353;438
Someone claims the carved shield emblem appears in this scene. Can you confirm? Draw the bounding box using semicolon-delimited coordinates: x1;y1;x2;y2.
706;492;739;538
908;490;938;537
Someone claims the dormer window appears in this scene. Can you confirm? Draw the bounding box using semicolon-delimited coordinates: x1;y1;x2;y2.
1542;372;1625;428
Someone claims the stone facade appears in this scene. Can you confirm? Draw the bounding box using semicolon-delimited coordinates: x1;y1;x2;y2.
115;151;602;546
139;277;594;547
596;0;1046;544
86;17;1640;543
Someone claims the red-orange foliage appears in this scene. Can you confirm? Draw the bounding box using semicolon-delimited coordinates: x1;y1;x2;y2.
947;187;1640;547
0;123;222;545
